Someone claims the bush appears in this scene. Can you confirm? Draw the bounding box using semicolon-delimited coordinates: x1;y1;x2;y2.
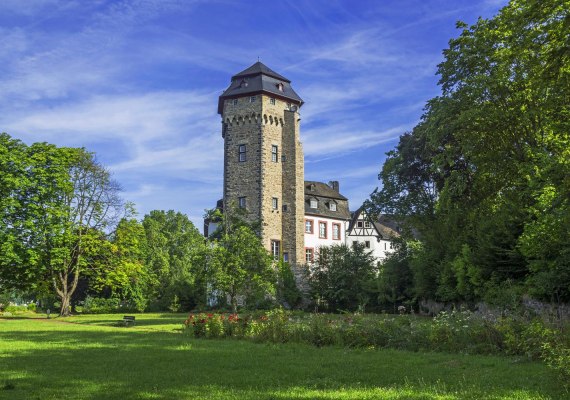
181;309;570;381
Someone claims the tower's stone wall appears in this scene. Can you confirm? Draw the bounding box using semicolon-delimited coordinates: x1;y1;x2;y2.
222;95;304;262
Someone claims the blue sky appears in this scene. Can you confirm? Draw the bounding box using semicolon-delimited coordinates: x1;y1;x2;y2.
0;0;507;230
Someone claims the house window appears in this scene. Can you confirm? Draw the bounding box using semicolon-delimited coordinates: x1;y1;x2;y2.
356;221;363;228
271;240;280;259
319;222;327;239
272;197;278;210
305;219;314;234
352;241;358;249
365;241;371;248
282;204;288;212
332;223;341;240
364;221;371;228
283;252;289;262
270;98;276;105
310;199;318;209
390;242;393;249
329;203;337;211
232;99;238;105
271;145;278;162
249;96;256;103
305;248;314;263
239;197;246;209
238;144;246;162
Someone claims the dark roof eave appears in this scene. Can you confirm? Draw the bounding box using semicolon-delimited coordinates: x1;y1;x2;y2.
218;90;304;115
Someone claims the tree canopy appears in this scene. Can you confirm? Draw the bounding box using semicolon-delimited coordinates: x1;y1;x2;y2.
368;0;570;305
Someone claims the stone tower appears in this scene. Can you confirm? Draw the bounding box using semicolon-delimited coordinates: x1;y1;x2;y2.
218;62;305;266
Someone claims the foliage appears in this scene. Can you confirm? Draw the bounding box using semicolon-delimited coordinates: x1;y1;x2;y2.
142;210;208;311
309;243;377;312
275;260;303;309
367;0;570;304
0;133;125;316
209;225;275;313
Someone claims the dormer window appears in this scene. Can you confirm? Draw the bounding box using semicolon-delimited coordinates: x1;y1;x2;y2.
277;83;284;92
309;184;315;191
239;79;248;88
329;203;337;211
310;199;318;209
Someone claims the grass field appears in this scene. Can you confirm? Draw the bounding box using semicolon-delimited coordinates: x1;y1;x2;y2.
0;313;566;400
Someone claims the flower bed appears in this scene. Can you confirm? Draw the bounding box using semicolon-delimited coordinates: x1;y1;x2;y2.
182;309;570;383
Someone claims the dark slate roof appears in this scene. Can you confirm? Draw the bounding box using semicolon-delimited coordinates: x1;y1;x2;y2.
233;62;290;82
218;62;303;114
304;181;350;220
348;206;401;239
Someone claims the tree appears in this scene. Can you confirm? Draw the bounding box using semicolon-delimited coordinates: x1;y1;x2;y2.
142;210;207;310
0;134;125;315
309;243;377;312
209;225;274;313
367;0;570;303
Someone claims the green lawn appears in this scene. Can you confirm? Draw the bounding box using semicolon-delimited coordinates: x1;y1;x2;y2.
0;314;566;400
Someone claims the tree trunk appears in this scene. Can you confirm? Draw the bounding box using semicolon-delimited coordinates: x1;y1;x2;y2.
59;291;72;316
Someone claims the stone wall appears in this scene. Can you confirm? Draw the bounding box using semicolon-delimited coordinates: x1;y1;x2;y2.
221;95;304;266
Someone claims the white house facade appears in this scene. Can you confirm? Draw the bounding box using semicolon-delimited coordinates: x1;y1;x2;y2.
303;181;351;264
346;207;400;262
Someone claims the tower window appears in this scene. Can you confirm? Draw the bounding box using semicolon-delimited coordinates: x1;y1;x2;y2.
271;145;278;162
272;197;278;210
271;240;280;259
319;222;327;239
283;252;289;262
232;99;238;105
239;197;246;209
270;98;276;105
310;199;318;209
238;144;246;162
249;96;256;103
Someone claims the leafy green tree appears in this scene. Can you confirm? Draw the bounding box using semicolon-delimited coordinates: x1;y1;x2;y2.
0;134;124;316
309;243;377;312
142;210;207;310
209;225;274;313
91;217;150;312
368;0;569;304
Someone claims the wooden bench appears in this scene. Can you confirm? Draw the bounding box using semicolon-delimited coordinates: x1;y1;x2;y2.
119;315;136;327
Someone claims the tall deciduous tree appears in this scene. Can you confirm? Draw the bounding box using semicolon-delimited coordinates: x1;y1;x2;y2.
210;225;274;313
368;0;570;304
142;210;207;310
309;243;377;312
0;133;124;315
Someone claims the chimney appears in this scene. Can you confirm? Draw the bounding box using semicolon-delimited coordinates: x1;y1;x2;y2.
329;180;339;192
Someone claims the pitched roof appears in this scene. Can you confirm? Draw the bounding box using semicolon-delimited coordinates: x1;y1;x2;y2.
348;206;401;239
304;181;350;220
218;62;303;114
232;62;290;82
304;181;347;200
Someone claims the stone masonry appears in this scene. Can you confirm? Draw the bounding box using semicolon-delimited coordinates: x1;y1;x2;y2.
219;62;305;268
